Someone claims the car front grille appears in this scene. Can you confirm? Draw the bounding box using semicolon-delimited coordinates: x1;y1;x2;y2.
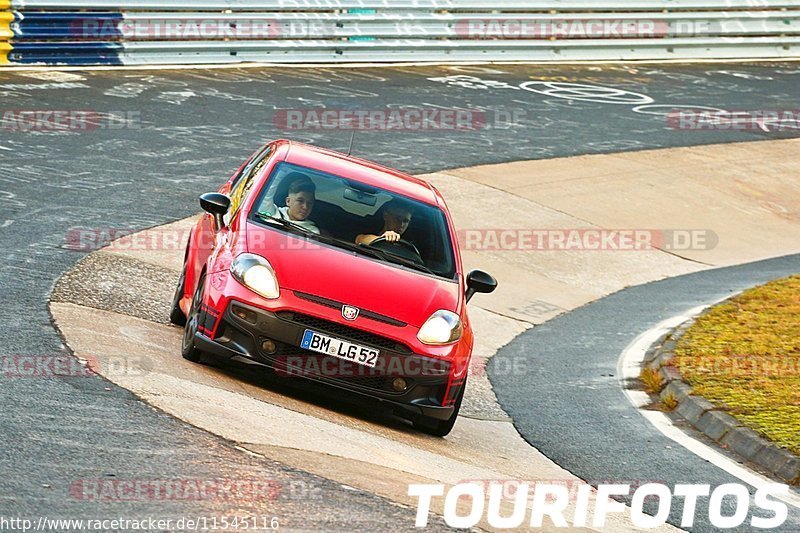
293;291;407;327
276;311;412;354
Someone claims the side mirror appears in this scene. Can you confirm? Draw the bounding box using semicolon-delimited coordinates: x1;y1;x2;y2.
200;192;231;230
465;269;497;303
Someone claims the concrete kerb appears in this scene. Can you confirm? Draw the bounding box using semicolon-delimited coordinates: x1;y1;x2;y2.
644;309;800;486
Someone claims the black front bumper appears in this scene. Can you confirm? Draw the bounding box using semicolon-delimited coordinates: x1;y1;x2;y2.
193;300;455;421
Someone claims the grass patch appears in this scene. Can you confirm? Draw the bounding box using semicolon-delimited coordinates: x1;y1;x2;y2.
640;366;664;394
660;392;679;411
673;274;800;456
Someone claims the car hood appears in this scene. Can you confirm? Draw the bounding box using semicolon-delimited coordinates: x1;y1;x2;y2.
246;222;460;328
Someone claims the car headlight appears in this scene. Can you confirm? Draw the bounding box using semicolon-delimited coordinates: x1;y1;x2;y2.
417;310;463;345
230;253;280;300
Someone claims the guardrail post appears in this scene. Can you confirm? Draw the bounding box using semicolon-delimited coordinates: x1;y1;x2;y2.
0;1;11;64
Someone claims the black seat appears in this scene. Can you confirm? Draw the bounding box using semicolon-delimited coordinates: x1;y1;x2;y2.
308;201;357;240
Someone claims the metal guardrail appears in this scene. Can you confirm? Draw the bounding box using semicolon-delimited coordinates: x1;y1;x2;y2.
11;12;800;40
1;1;799;66
10;1;800;10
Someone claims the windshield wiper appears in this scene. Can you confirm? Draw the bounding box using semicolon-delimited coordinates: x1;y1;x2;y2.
317;235;436;275
316;235;435;273
315;233;386;260
312;233;437;275
374;249;436;275
333;240;433;275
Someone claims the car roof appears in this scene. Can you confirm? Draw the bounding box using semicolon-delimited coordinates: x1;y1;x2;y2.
276;140;440;207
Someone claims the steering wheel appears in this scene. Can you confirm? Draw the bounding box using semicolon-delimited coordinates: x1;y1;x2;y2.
368;237;424;265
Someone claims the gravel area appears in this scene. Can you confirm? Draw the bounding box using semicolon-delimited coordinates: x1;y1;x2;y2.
461;372;512;421
52;251;179;324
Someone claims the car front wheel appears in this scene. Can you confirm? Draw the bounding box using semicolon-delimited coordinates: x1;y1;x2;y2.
181;273;206;363
169;262;188;327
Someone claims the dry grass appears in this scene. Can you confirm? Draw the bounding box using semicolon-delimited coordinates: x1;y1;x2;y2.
640;366;665;394
673;274;800;456
660;392;679;411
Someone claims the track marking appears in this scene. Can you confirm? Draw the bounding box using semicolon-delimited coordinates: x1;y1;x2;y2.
617;303;800;510
1;57;800;73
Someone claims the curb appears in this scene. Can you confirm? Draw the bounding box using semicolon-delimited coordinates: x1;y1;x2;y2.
643;316;800;486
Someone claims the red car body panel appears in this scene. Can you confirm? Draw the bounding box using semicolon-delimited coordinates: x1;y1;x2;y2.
244;220;459;328
178;140;477;421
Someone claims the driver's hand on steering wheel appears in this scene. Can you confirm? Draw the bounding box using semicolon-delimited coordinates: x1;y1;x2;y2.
381;230;402;243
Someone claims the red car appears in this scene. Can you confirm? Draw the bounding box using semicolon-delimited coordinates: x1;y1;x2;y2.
170;140;496;436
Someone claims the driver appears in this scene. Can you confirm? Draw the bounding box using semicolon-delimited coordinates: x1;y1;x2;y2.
356;199;413;246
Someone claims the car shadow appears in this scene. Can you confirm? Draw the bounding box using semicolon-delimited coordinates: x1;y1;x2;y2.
198;353;426;436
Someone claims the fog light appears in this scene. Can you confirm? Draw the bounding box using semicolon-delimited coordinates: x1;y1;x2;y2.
232;304;257;324
392;377;407;392
261;339;277;354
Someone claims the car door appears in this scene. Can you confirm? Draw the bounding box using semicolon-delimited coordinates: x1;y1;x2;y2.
188;145;274;296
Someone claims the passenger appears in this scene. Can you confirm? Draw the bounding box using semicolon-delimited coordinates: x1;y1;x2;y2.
356;199;413;246
266;174;320;234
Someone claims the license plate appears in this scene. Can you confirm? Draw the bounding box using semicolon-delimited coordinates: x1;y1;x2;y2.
300;329;380;368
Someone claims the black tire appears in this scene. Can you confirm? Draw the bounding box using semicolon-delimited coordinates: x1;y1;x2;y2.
169;262;188;327
181;273;206;363
413;378;466;437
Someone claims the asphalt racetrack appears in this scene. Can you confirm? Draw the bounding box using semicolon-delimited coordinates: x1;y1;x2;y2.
1;62;799;529
491;253;800;533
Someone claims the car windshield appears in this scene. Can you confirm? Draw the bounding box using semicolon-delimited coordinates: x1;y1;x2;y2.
249;162;457;280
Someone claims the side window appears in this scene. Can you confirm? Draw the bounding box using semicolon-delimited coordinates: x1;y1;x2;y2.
228;158;250;190
228;146;272;219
